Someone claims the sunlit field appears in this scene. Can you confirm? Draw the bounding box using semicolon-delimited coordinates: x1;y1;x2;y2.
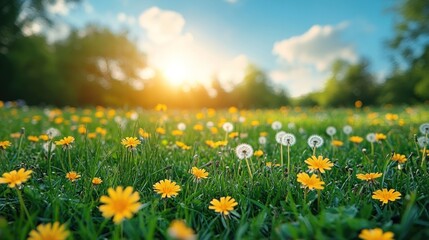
1;102;429;239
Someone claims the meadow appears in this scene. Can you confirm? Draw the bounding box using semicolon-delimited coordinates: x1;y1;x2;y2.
0;102;428;240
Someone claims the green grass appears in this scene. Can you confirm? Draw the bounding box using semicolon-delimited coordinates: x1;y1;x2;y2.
0;104;429;239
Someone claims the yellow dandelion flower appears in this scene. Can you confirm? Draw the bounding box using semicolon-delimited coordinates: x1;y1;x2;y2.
251;120;260;127
210;127;218;134
372;188;401;205
266;162;281;168
121;137;141;150
375;133;387;141
39;134;49;141
190;167;209;181
27;136;40;143
155;104;167;112
156;127;166;135
297;172;325;190
391;153;407;164
254;150;264;157
385;113;398;121
10;132;21;139
55;136;75;149
0;168;32;188
153;179;181;198
92;177;103;185
77;125;87;135
355;100;363;108
99;186;141;224
349;136;363;144
87;132;97;139
358;228;394;240
66;171;81;182
96;127;107;136
175;141;191;150
0;140;12;150
228;132;239;139
305;155;334;173
209;196;238;215
168;220;196;240
331;140;344;147
28;222;70;240
228;107;238;114
172;130;184;136
356;172;382;182
193;124;203;131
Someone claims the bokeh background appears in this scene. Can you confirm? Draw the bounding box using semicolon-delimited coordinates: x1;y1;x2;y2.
0;0;428;108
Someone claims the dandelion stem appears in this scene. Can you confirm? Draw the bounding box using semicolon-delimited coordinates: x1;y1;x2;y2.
287;144;291;175
312;146;316;156
245;157;253;179
16;188;34;228
280;144;283;166
15;129;25;161
67;149;72;170
421;133;428;169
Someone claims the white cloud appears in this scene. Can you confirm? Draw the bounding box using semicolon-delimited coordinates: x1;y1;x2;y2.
139;7;185;44
225;0;238;3
269;67;328;97
218;54;249;91
117;12;135;25
83;1;94;14
273;22;357;71
47;0;72;16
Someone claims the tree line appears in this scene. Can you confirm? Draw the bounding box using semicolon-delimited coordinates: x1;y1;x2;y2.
0;0;428;108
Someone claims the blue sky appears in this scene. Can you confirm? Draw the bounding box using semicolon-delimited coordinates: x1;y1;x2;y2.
43;0;398;97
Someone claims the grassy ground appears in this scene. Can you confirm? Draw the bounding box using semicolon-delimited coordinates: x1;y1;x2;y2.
0;104;428;239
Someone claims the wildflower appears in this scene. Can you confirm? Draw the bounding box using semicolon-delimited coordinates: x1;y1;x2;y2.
168;220;196;240
358;228;394;240
0;140;12;150
10;132;21;139
28;222;70;240
228;132;239;138
331;140;343;147
155;104;167;112
275;131;286;144
271;121;282;131
46;128;61;139
349;136;363;144
326;126;336;136
0;168;32;188
39;134;49;141
258;136;267;145
391;153;407;164
43;142;56;153
27;136;39;143
78;125;87;135
66;171;81;182
121;137;141;150
343;125;353;135
420;123;429;134
193;124;203;131
307;135;324;148
209;196;238;216
138;128;150;138
297;172;325;190
92;177;103;185
372;188;401;205
210;127;218;134
222;122;234;133
99;186;141;224
356;172;382;182
235;144;253;159
190;167;209;181
366;133;376;143
172;130;184;136
176;141;191;150
385;113;398;121
156;127;166;135
375;133;387;141
355;100;363;108
266;162;281;168
55;136;75;149
228;106;238;114
96;127;107;137
281;133;296;146
177;123;186;131
153;179;181;198
417;136;428;148
305;156;334;173
250;120;260;127
87;133;97;139
254;150;264;157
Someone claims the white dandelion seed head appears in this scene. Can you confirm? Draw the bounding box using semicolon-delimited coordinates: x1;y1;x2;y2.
45;127;60;139
258;136;267;145
275;131;286;144
281;133;296;146
326;126;336;136
299;128;305;134
223;122;234;133
239;116;246;123
177;122;186;131
235;143;254;159
343;125;353;135
271;121;282;131
417;136;429;148
43;142;56;153
419;123;429;135
206;121;214;128
288;122;296;129
308;134;324;148
366;133;376;143
129;112;138;120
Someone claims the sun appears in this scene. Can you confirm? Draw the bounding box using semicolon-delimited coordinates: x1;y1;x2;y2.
163;60;188;86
